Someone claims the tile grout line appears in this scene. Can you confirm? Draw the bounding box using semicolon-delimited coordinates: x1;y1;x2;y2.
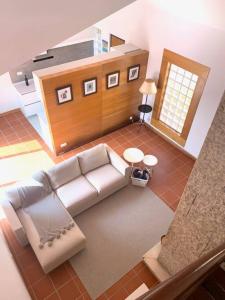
47;273;63;300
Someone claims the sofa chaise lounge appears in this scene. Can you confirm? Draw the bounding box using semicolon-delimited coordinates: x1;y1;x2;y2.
1;144;130;273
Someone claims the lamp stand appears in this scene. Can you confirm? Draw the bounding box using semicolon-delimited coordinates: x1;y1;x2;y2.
142;94;148;124
138;94;152;127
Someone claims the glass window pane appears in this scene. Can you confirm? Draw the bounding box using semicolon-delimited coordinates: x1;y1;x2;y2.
187;90;194;98
159;64;198;134
189;81;197;90
192;74;198;82
174;82;181;91
176;74;183;83
177;67;185;76
169;71;176;80
183;78;190;87
168;79;175;88
171;64;178;72
181;86;188;95
185;71;192;78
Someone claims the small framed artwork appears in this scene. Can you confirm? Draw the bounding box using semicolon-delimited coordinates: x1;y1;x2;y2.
56;85;73;105
127;64;140;82
83;77;97;96
106;71;120;89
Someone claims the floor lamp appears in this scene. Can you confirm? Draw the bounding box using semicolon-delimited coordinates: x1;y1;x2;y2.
138;79;157;125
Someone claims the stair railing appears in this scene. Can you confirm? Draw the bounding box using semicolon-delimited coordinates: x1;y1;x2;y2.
138;242;225;300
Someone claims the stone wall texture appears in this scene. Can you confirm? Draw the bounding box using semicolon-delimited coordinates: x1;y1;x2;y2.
158;91;225;275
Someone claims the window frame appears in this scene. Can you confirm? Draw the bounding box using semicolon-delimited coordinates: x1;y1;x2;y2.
151;49;210;146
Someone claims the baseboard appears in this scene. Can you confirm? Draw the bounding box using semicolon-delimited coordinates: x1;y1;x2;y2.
0;108;21;117
144;122;197;160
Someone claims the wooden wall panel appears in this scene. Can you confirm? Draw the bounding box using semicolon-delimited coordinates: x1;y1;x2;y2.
102;51;148;134
38;50;149;154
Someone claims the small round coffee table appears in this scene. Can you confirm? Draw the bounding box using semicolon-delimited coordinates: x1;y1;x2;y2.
123;148;144;166
143;155;158;176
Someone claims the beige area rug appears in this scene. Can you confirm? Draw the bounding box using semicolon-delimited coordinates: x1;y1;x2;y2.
70;185;174;299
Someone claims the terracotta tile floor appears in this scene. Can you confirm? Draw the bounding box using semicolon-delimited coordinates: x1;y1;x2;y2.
0;110;195;300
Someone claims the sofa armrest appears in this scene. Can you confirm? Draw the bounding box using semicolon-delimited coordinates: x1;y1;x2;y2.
105;144;131;178
0;199;28;246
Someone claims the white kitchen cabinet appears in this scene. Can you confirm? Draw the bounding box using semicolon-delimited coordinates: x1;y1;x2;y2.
14;79;42;117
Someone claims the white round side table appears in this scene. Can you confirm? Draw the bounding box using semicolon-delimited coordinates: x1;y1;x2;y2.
123;148;144;167
143;155;158;176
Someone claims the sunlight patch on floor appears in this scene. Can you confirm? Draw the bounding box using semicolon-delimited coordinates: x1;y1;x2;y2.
0;150;54;186
0;140;42;158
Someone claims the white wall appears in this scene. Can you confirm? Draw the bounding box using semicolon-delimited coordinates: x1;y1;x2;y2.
0;73;20;113
54;27;97;48
95;0;148;50
97;0;225;157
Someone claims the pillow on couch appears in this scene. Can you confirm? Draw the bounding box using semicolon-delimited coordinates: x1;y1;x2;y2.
78;144;109;174
6;178;49;209
32;170;52;193
19;179;50;208
46;156;81;189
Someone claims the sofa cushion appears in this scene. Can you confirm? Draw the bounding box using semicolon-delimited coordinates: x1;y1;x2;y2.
85;164;127;196
78;144;109;174
47;157;81;189
56;176;98;216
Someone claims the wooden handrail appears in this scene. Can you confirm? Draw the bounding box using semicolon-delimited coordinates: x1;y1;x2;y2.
138;242;225;300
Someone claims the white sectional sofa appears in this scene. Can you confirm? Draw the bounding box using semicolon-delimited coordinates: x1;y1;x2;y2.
50;143;130;217
1;144;130;273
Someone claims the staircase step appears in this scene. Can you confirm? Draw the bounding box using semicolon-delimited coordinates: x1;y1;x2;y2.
125;283;149;300
213;267;225;290
188;286;215;300
203;277;225;300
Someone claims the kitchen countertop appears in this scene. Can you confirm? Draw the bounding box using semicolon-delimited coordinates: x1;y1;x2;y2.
33;51;124;78
33;44;143;80
14;79;36;95
111;43;140;53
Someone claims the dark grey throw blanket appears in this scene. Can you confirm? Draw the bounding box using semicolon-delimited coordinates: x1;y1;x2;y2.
7;173;74;248
23;191;74;248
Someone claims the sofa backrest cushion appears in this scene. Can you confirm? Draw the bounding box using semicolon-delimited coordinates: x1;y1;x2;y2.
46;156;81;189
78;144;109;174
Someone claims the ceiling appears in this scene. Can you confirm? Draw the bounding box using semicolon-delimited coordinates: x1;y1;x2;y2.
0;0;136;75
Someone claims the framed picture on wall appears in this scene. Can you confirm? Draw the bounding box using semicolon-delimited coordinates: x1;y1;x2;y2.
56;85;73;104
83;77;97;96
127;64;140;82
106;71;120;89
